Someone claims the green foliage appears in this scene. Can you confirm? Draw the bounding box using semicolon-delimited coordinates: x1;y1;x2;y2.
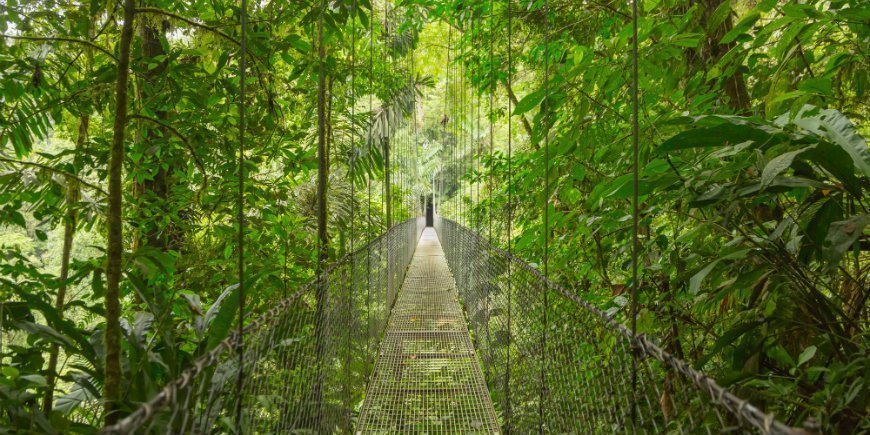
0;0;867;432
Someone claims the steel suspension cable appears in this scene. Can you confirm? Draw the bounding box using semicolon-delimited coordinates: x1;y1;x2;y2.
463;18;469;230
350;0;357;257
475;10;481;234
488;0;494;247
470;13;475;232
234;0;247;430
445;20;451;221
505;0;513;429
366;0;374;367
539;0;550;430
412;47;419;217
451;22;455;223
449;22;455;223
457;21;462;227
350;0;358;366
384;2;390;230
461;17;466;229
446;19;453;221
486;0;495;385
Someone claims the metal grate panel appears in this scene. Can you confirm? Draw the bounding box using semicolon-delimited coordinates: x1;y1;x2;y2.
357;228;500;434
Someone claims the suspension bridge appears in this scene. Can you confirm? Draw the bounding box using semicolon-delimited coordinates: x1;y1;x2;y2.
99;217;798;434
96;0;806;432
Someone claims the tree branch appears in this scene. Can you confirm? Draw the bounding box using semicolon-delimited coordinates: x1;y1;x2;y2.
0;157;107;196
501;79;535;141
134;8;241;46
1;34;118;62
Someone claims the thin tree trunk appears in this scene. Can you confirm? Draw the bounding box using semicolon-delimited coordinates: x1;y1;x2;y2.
315;3;328;275
104;0;135;425
43;114;88;413
701;0;751;114
313;0;328;428
44;12;95;413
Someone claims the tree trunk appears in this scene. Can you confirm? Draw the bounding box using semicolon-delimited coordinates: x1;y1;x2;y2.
701;0;751;114
313;0;328;428
43;114;88;413
315;3;328;275
135;15;173;251
104;0;135;425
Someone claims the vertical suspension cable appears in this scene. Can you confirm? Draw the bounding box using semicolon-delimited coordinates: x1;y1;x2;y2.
630;0;641;427
447;21;452;221
408;49;412;218
470;13;475;232
446;20;453;221
456;20;461;227
234;0;247;430
460;17;465;229
412;45;419;218
350;0;358;381
488;0;494;246
384;3;390;231
485;0;495;384
366;0;374;368
459;20;471;232
539;0;550;431
475;10;481;234
350;0;357;261
505;0;513;430
449;22;454;222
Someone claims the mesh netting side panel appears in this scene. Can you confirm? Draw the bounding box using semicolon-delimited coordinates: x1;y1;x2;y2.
434;216;792;434
103;218;423;434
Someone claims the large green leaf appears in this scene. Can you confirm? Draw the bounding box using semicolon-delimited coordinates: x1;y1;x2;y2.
206;283;240;350
689;248;752;294
513;88;546;116
720;12;761;44
761;146;814;187
822;214;869;266
779;105;870;177
657;122;780;153
695;318;766;369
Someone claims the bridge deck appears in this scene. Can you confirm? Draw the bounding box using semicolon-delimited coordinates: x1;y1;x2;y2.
357;228;499;434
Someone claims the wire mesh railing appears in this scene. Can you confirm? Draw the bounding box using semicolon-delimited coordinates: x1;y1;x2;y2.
434;216;797;434
101;217;424;434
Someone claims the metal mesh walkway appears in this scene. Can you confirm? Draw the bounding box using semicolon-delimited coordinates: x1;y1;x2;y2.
356;228;500;434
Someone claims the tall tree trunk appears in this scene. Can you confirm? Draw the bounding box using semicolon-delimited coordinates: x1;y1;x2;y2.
132;16;180;376
43;114;87;413
313;0;328;428
315;2;328;275
136;15;172;251
104;0;135;425
43;12;95;413
701;0;751;114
